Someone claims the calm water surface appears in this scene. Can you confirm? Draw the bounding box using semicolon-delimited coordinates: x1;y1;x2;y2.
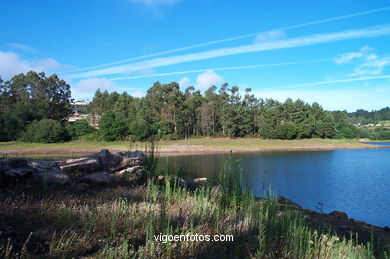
159;146;390;227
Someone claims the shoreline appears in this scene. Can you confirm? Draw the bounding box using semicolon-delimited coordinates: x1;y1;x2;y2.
0;139;389;158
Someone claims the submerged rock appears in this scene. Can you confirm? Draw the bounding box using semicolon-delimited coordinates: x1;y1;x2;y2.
329;210;349;220
277;196;302;208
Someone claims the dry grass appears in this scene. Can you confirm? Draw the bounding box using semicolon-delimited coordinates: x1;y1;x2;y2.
0;172;379;258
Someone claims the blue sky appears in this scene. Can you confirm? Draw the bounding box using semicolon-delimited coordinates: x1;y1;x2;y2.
1;0;390;111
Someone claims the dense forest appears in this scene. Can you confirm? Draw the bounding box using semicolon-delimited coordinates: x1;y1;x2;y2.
1;71;389;142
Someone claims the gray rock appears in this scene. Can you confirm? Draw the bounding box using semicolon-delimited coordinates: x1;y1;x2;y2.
114;166;146;185
29;160;70;185
187;177;207;191
329;211;348;220
82;172;112;185
60;157;100;177
120;150;147;167
91;149;123;171
0;158;38;187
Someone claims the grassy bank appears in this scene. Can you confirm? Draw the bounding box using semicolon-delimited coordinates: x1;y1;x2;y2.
0;138;382;159
0;157;383;258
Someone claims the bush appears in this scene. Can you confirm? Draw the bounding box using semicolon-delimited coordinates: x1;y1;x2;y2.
66;119;96;140
128;117;151;141
99;111;128;141
22;119;69;143
275;122;297;140
369;128;390;140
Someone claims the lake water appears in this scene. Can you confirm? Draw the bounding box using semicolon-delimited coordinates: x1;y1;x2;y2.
159;144;390;227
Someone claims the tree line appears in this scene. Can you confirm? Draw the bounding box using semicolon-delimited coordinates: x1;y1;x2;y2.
1;71;389;143
89;81;390;141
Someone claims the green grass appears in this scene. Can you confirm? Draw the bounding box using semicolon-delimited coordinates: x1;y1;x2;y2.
0;156;382;258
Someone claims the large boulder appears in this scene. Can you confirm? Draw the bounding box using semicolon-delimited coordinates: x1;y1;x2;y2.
59;157;101;177
28;160;70;185
121;150;147;167
0;158;38;187
0;150;148;189
91;149;123;171
114;166;147;185
82;172;113;186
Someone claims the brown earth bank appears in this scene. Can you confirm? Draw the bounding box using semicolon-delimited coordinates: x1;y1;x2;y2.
0;139;388;158
276;197;390;253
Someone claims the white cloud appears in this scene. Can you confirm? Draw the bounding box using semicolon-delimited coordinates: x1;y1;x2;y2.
0;51;31;79
0;50;68;80
76;78;117;92
196;70;223;90
334;45;373;64
128;0;179;6
131;91;145;98
69;24;390;79
254;30;286;43
178;77;190;88
335;46;390;77
334;51;363;64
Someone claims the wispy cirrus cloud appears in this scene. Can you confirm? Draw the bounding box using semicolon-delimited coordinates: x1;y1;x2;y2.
62;6;390;74
260;74;390;91
335;46;390;77
254;30;286;43
68;24;390;79
110;58;330;81
4;43;40;54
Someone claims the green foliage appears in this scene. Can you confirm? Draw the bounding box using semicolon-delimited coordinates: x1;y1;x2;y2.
369;128;390;140
99;111;128;141
129;117;151;141
66;119;96;140
0;71;71;141
22;119;69;143
275;122;298;140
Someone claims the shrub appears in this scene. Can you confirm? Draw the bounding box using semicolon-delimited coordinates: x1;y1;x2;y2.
99;111;128;141
129;117;151;141
66;119;96;140
369;128;390;140
22;119;69;143
275;122;297;140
